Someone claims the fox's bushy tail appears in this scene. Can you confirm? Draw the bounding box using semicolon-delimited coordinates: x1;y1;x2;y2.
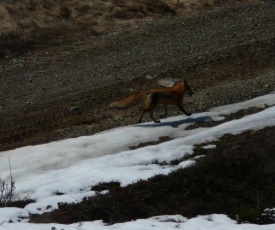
109;92;144;109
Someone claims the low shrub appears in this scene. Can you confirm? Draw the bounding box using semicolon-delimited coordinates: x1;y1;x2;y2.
30;126;275;224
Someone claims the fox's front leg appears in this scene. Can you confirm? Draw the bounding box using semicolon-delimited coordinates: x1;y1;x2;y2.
178;105;192;116
150;110;160;123
160;105;168;118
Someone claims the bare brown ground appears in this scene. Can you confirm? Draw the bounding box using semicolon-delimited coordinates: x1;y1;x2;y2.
0;0;274;152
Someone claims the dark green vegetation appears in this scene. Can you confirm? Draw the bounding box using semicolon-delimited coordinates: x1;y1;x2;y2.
30;126;275;225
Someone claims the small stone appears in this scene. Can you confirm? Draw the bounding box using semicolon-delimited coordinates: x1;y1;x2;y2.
157;78;175;87
254;104;267;109
70;106;81;114
145;75;153;80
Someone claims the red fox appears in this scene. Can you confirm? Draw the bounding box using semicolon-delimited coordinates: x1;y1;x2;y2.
110;80;193;123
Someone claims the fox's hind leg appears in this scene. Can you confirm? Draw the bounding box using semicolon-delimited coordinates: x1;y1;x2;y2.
138;94;160;123
148;93;160;123
138;110;145;123
138;109;160;123
138;108;160;123
178;105;192;116
138;96;151;123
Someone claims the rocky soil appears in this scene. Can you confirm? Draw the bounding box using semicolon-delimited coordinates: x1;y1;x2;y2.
0;0;274;151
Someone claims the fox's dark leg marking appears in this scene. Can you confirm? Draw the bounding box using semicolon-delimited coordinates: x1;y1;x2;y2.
138;110;145;123
138;109;160;123
150;110;160;123
178;105;192;116
160;106;168;118
149;93;161;123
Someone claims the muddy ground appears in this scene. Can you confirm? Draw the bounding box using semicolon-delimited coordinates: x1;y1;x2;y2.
0;0;274;152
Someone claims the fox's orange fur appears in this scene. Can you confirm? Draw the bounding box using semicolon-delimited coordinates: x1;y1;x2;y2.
110;80;193;123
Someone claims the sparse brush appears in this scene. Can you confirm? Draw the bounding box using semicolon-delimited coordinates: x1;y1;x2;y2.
0;177;16;206
30;127;275;225
0;159;15;207
0;160;35;208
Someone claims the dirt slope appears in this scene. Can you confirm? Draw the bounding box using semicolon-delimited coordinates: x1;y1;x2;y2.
0;0;274;151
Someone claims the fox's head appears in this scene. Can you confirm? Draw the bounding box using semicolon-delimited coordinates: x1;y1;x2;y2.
184;79;193;97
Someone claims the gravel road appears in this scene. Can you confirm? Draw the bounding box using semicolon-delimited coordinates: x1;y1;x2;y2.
0;0;274;151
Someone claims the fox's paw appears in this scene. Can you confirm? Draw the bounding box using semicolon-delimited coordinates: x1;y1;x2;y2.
154;120;161;123
186;113;192;116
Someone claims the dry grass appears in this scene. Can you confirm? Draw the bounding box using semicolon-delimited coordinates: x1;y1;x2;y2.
0;0;172;37
0;0;259;57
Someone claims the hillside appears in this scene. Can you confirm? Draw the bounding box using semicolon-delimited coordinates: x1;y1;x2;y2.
0;0;275;227
0;0;274;151
0;94;275;227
